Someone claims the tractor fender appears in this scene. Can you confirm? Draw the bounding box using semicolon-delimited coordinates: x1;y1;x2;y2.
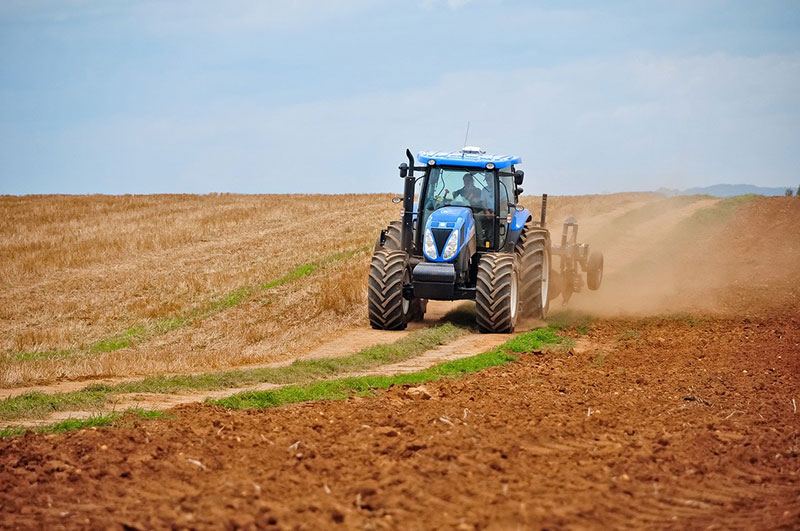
503;208;532;252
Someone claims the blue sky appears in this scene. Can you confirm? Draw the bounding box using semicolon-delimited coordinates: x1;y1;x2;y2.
1;0;799;195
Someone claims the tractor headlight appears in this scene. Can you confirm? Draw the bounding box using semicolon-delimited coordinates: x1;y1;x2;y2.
423;229;437;260
441;230;459;261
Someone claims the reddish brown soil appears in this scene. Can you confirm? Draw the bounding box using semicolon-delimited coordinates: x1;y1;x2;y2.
2;304;798;529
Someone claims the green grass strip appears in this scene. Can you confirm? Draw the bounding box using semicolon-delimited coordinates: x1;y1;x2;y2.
9;247;369;362
0;409;172;439
0;327;564;437
0;323;468;422
212;327;564;410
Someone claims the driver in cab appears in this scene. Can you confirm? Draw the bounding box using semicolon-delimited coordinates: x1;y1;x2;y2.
445;174;488;211
445;173;493;243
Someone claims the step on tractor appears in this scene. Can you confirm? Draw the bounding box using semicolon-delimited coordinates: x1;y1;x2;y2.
368;147;603;333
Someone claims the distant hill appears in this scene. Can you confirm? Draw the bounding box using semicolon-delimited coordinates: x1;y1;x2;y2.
656;184;793;197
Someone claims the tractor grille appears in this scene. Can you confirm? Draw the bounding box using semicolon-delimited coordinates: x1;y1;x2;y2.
431;228;452;256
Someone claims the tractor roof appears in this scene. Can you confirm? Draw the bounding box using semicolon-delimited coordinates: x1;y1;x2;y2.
417;147;521;169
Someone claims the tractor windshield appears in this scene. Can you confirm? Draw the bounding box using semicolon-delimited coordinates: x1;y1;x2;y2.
423;168;494;212
421;167;496;247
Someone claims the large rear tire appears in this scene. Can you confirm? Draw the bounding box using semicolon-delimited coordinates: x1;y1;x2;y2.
368;250;408;330
515;224;551;319
476;253;520;333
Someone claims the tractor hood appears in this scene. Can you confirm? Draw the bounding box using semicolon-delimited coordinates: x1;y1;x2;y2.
423;206;476;262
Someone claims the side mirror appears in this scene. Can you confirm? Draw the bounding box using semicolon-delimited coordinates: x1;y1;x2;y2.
399;163;408;178
514;170;524;186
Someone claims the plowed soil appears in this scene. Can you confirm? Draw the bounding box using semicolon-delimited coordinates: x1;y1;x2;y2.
1;304;798;529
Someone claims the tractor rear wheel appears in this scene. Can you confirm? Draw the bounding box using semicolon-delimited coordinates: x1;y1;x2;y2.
515;223;551;319
368;249;408;330
586;251;603;291
476;253;520;333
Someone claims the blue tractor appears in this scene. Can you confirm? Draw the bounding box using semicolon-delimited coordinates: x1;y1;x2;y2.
368;147;603;333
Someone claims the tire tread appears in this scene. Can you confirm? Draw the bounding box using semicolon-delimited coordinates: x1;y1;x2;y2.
367;249;408;330
515;223;550;319
475;253;518;333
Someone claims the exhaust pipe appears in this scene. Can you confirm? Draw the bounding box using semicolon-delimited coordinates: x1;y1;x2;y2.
402;149;416;254
540;193;548;227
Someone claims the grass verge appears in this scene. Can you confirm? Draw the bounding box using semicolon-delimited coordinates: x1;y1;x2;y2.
9;247;369;362
0;323;467;422
212;327;564;410
0;409;172;439
1;327;566;437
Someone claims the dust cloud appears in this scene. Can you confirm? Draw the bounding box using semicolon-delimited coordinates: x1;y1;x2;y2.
526;194;800;317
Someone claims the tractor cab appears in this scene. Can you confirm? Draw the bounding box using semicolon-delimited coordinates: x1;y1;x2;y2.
416;147;526;254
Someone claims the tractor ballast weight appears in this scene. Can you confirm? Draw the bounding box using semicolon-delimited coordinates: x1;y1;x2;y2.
368;147;603;333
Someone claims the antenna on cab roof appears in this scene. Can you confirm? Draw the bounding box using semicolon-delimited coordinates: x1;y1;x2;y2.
462;121;471;150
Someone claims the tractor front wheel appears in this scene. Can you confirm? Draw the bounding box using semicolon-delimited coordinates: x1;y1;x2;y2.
476;253;520;333
373;221;427;322
367;249;409;330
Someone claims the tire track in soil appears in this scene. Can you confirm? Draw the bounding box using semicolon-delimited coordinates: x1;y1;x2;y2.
3;317;517;427
0;301;458;402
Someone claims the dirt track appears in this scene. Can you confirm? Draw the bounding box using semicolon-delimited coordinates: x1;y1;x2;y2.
1;306;798;529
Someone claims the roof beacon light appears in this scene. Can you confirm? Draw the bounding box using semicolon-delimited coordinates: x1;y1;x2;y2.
461;146;485;155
